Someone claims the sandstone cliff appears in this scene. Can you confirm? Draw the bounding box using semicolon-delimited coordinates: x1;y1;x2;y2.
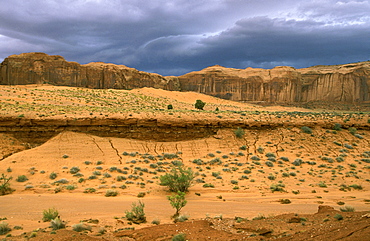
176;63;370;103
1;52;370;103
0;52;178;90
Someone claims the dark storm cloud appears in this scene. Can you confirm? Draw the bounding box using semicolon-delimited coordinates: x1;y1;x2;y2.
0;0;369;75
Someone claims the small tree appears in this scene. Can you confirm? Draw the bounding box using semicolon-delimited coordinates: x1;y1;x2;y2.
0;174;13;196
160;166;196;192
125;201;146;224
195;100;206;110
168;191;187;218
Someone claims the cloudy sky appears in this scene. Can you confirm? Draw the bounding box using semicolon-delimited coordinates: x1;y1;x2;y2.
1;0;369;76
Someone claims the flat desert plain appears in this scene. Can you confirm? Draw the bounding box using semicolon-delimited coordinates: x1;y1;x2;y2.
0;85;369;240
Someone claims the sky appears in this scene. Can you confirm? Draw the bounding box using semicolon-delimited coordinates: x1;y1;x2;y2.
0;0;369;76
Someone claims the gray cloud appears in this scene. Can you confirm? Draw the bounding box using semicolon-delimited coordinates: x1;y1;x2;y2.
0;0;369;75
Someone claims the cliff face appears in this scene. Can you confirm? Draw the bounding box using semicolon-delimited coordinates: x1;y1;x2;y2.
1;52;370;103
176;63;370;103
176;65;302;102
0;52;179;90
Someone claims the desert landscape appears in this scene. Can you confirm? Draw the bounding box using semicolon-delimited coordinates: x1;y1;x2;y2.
0;53;370;240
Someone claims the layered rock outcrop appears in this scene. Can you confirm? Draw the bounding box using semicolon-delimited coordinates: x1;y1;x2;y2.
176;63;370;103
1;52;370;103
0;52;178;90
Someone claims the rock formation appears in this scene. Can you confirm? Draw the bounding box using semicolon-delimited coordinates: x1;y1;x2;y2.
0;52;178;90
175;63;370;103
1;52;370;103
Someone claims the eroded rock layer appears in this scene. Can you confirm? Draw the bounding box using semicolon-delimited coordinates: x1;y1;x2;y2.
1;52;370;103
0;52;178;90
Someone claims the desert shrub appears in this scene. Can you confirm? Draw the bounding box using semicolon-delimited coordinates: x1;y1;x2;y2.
239;145;247;150
69;166;80;174
137;192;146;198
172;233;186;241
72;223;92;232
105;190;118;197
194;99;206;110
334;214;343;220
159;166;195;192
50;217;65;230
167;104;173;110
349;184;363;190
267;175;276;180
279;199;291;204
354;134;363;139
270;183;285;192
116;176;127;182
42;208;59;222
16;175;28;182
203;183;215;188
0;174;13;196
55;178;69;184
257;146;264;154
84;188;96;193
265;153;276;158
340;206;355;212
168;191;187;218
292;159;303;166
333;123;342;131
0;222;11;235
251;156;260;161
234;127;245;138
280;156;289;162
348;127;357;135
174;214;189;222
151;219;160;225
65;185;76;190
125;201;146;224
231;180;238;185
301;126;313;134
265;161;274;167
318;181;327;188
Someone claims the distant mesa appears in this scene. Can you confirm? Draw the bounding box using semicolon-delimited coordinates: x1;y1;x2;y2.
1;52;369;104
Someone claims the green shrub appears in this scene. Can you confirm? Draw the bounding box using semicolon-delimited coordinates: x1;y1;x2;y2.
50;217;65;230
167;104;173;110
234;127;245;138
72;223;92;232
159;166;195;192
195;100;206;110
340;206;355;212
301;126;313;134
270;183;285;192
84;188;96;193
42;208;59;222
16;175;28;182
203;183;215;188
334;214;343;220
0;174;13;196
0;222;11;235
125;201;146;224
69;166;80;174
168;191;187;218
49;172;57;180
333;123;342;131
105;190;118;197
172;233;186;241
279;199;291;204
137;192;146;198
151;219;160;225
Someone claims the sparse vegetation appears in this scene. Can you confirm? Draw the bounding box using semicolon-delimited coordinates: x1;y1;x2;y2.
0;174;13;196
159;166;195;192
125;201;146;224
42;208;59;222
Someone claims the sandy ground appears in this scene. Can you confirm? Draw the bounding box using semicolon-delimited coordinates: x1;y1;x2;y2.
0;85;369;240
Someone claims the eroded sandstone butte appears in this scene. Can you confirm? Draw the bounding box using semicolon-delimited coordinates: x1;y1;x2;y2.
1;52;370;103
0;52;178;90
